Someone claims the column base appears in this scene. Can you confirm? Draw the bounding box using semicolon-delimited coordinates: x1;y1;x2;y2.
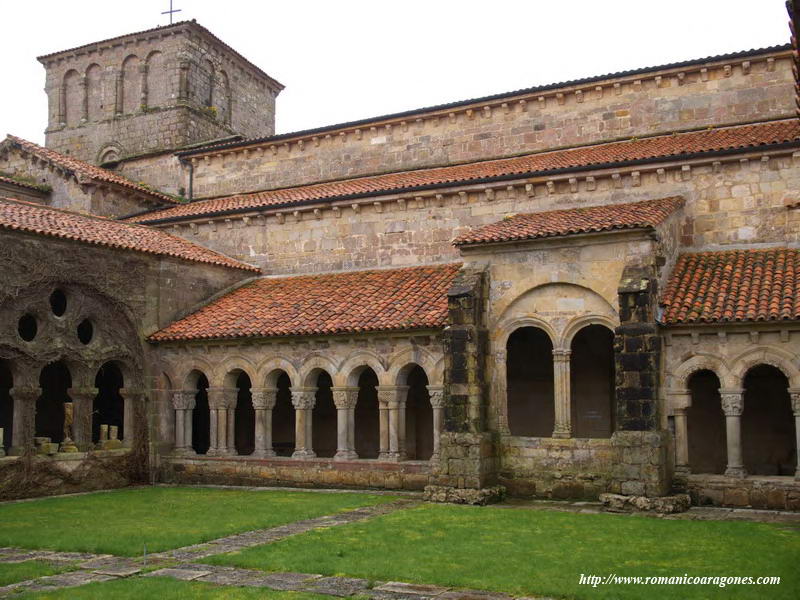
725;466;747;478
552;429;571;439
795;469;800;481
172;447;196;457
292;449;316;459
251;449;276;458
205;447;224;457
59;440;79;453
334;450;359;461
674;465;690;477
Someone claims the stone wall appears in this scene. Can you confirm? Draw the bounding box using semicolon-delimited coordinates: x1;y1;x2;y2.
184;50;793;198
0;180;49;205
116;152;185;199
687;474;800;510
157;146;800;275
40;22;280;165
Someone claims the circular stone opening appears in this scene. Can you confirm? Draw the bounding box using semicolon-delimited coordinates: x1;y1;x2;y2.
18;314;38;341
77;319;94;345
49;289;67;317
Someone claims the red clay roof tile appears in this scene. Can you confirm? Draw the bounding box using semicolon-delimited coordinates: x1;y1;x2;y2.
0;197;258;272
0;175;48;193
133;119;800;224
453;197;684;246
150;263;461;342
660;248;800;324
4;135;177;205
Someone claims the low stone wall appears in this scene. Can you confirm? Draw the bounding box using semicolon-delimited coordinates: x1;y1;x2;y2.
498;431;671;499
687;474;800;510
161;456;432;491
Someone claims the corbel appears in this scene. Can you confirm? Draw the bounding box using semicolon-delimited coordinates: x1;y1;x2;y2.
332;206;341;218
324;134;332;142
680;165;691;181
204;155;210;164
351;203;360;214
537;96;545;107
482;105;492;118
712;161;722;174
414;118;423;128
631;171;641;187
505;185;515;198
401;121;408;132
677;72;686;85
525;183;535;197
414;196;424;208
373;202;383;214
314;208;322;219
585;176;596;191
766;57;775;72
431;116;440;127
613;82;621;95
657;168;666;183
243;148;249;159
216;153;224;168
700;68;708;82
556;92;565;105
256;147;264;158
449;112;457;123
739;157;749;170
690;332;700;345
466;109;474;119
397;197;407;211
717;331;727;343
484;188;495;201
654;76;662;87
546;180;556;194
270;145;277;155
370;126;377;135
501;102;510;114
275;211;285;224
224;218;233;229
750;331;760;344
575;90;584;103
780;329;790;343
207;220;217;232
242;216;250;226
312;136;320;147
339;132;347;143
741;61;750;75
568;177;578;192
723;64;732;77
293;210;302;221
435;194;445;207
518;99;528;112
297;139;305;152
282;142;290;153
633;79;642;91
189;222;198;235
760;155;770;170
458;191;468;205
385;123;392;133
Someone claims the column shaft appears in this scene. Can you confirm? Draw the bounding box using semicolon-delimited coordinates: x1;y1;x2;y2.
291;390;316;458
552;350;571;438
673;409;689;472
10;388;38;455
721;391;745;478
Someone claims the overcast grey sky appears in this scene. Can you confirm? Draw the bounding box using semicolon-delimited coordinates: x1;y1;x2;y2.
1;0;789;145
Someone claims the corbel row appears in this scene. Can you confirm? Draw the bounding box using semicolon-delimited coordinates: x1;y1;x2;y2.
187;54;784;166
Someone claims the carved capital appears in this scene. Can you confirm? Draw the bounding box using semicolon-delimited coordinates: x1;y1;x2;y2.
207;387;237;409
668;389;692;412
552;349;571;362
171;390;196;411
791;392;800;416
427;386;445;408
10;387;39;403
69;387;98;403
331;387;358;410
721;393;744;417
120;388;145;401
251;388;277;410
376;385;407;407
291;389;316;410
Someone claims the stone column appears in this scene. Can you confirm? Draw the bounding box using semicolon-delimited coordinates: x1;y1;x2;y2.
251;388;277;458
119;387;140;449
206;387;229;457
79;76;88;123
69;387;95;451
377;386;409;461
791;391;800;480
427;385;445;460
224;388;237;455
291;389;316;459
721;390;746;478
552;349;572;438
171;390;196;456
9;387;38;455
332;386;358;460
376;388;392;460
668;389;691;475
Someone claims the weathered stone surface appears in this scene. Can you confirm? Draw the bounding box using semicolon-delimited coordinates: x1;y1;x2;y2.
599;493;691;514
144;568;211;581
424;485;506;505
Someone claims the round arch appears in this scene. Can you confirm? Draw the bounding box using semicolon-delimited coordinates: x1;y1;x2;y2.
730;347;800;388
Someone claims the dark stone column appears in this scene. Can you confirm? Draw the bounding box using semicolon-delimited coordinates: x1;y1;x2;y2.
614;265;661;432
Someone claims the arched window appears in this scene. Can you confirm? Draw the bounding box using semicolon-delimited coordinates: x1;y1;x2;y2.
121;55;141;114
506;327;554;437
405;365;433;460
63;70;81;126
354;368;380;458
191;373;210;454
36;361;71;443
743;365;795;476
570;324;615;438
216;69;231;123
94;362;124;444
686;370;726;474
145;51;168;108
233;371;254;455
85;64;102;122
311;371;337;458
272;372;294;456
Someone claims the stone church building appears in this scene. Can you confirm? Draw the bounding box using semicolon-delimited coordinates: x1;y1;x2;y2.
2;7;800;508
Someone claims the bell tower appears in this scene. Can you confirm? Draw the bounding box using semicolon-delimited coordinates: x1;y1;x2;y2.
38;21;283;165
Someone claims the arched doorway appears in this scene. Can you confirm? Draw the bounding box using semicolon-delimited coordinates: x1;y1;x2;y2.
570;324;615;438
190;372;210;454
312;371;337;458
405;365;433;460
0;361;12;452
354;368;380;458
686;370;726;474
506;327;554;437
272;372;295;456
743;365;796;476
93;362;124;444
36;361;71;444
233;372;254;455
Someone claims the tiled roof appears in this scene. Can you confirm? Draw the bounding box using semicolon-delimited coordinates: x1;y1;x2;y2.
660;248;800;324
453;197;684;246
178;44;790;157
0;175;48;192
150;263;461;342
3;136;177;205
134;119;800;224
0;197;258;272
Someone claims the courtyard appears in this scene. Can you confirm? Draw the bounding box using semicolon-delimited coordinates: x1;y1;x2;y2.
0;486;797;599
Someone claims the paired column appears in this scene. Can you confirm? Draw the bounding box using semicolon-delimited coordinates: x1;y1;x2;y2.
9;387;38;455
552;349;572;438
377;386;408;461
206;387;236;457
791;391;800;480
332;387;358;460
668;390;691;475
721;390;746;478
225;388;237;455
291;389;316;458
427;385;445;460
69;387;95;451
171;390;196;456
119;387;140;449
251;388;277;458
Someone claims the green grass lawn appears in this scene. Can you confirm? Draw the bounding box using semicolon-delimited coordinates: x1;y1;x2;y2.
0;561;76;587
206;504;800;600
0;487;394;556
16;577;337;599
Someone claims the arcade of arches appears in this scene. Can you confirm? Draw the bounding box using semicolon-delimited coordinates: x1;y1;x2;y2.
170;362;442;463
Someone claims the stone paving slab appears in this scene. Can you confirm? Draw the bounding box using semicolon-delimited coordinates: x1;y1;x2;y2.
145;567;212;581
439;590;513;600
375;582;451;596
0;551;54;563
302;575;372;597
258;571;324;591
92;565;142;577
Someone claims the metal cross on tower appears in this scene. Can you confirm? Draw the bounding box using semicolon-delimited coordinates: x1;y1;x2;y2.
161;0;182;24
